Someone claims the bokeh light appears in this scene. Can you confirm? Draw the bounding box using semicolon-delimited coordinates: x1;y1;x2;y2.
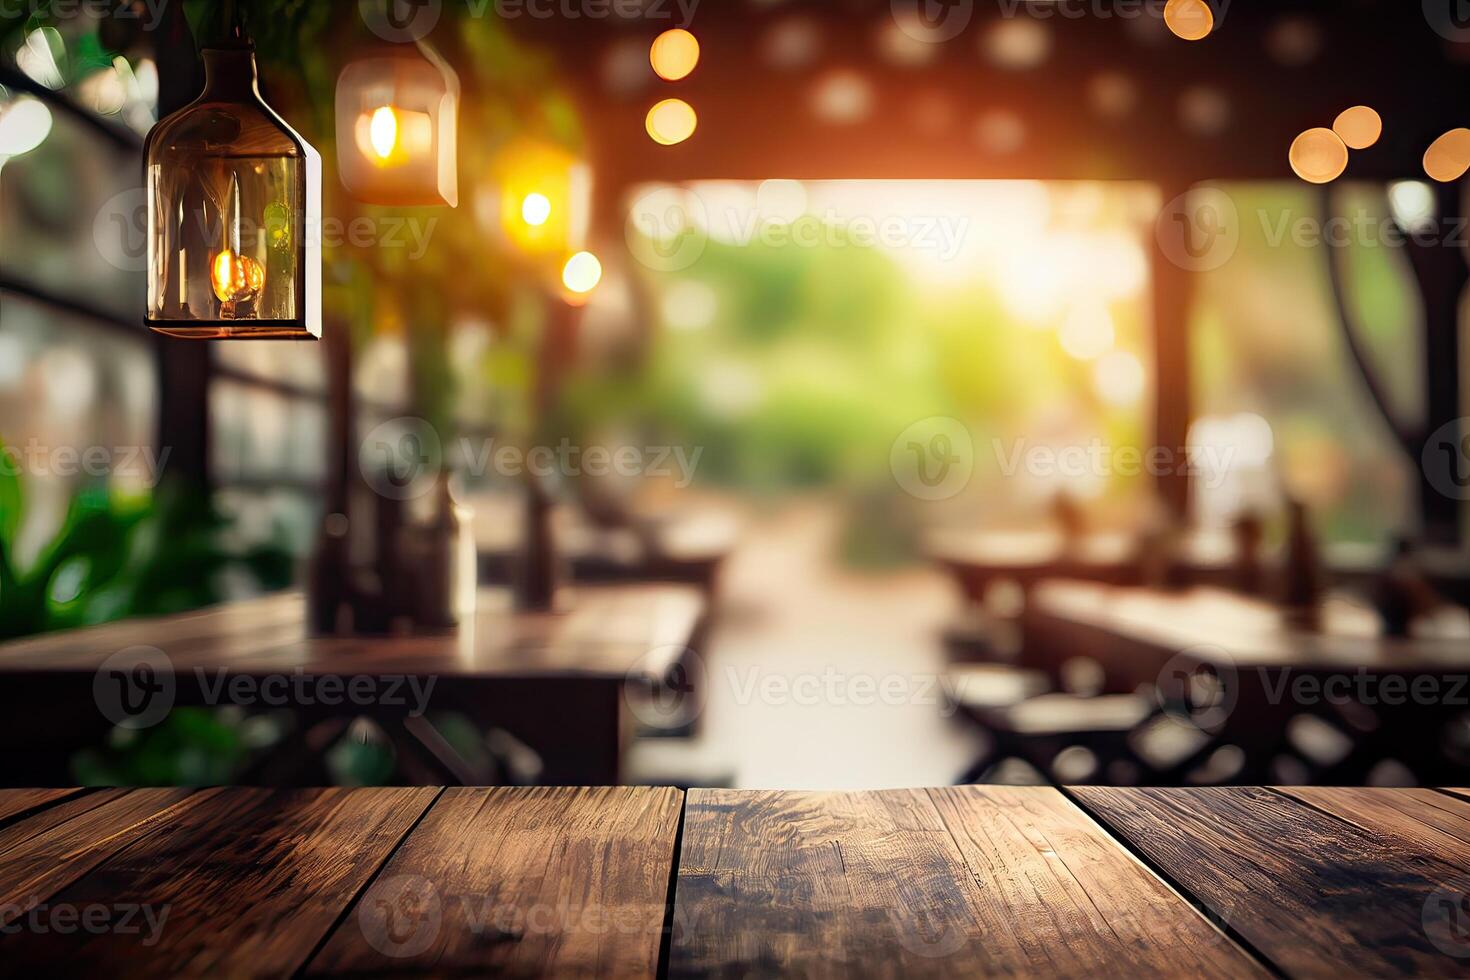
1289;127;1349;183
650;29;700;81
521;192;552;226
1094;352;1146;406
1332;106;1381;150
646;98;698;144
562;251;603;294
0;96;53;157
1164;0;1214;41
1424;128;1470;183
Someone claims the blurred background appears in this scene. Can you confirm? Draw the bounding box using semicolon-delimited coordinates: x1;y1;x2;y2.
1;0;1467;789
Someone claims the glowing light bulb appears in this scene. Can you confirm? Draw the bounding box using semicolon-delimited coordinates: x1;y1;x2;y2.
212;249;265;305
521;192;552;226
646;99;697;145
562;251;602;294
650;29;700;81
369;106;398;160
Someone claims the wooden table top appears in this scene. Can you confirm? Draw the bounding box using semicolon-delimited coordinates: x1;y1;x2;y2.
6;786;1470;977
0;584;705;682
1033;579;1470;671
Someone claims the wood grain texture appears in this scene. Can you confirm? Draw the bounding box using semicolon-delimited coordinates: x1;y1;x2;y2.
1074;786;1470;978
0;788;85;826
0;789;198;928
305;786;682;979
0;787;436;978
670;787;1263;979
1279;787;1470;851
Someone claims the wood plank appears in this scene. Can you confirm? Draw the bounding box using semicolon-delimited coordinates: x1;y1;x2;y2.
0;788;86;826
670;787;1264;978
0;789;199;927
0;787;436;978
305;786;682;979
1279;787;1470;852
1074;786;1470;978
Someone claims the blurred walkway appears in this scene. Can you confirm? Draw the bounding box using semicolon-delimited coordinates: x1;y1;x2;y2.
630;500;978;789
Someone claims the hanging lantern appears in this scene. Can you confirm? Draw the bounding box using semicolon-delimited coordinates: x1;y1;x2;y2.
335;40;459;207
145;26;321;339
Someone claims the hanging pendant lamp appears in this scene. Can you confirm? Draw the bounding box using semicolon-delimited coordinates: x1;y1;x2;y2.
335;38;459;207
144;7;322;339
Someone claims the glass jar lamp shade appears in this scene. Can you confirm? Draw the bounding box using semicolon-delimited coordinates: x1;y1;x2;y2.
335;43;459;207
145;45;322;339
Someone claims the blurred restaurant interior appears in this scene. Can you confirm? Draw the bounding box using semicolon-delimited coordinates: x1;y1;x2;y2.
1;0;1469;797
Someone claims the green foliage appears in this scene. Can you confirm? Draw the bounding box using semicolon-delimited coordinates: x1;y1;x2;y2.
0;451;294;641
72;708;272;786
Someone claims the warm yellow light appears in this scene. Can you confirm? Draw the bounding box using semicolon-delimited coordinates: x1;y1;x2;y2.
562;251;603;294
1289;127;1349;184
1424;129;1470;183
369;106;398;159
521;192;552;227
650;29;700;81
646;98;697;145
1333;106;1381;150
355;105;433;168
211;249;265;305
1164;0;1214;41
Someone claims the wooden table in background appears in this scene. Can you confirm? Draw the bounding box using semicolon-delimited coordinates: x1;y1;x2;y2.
0;585;706;786
7;786;1470;976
